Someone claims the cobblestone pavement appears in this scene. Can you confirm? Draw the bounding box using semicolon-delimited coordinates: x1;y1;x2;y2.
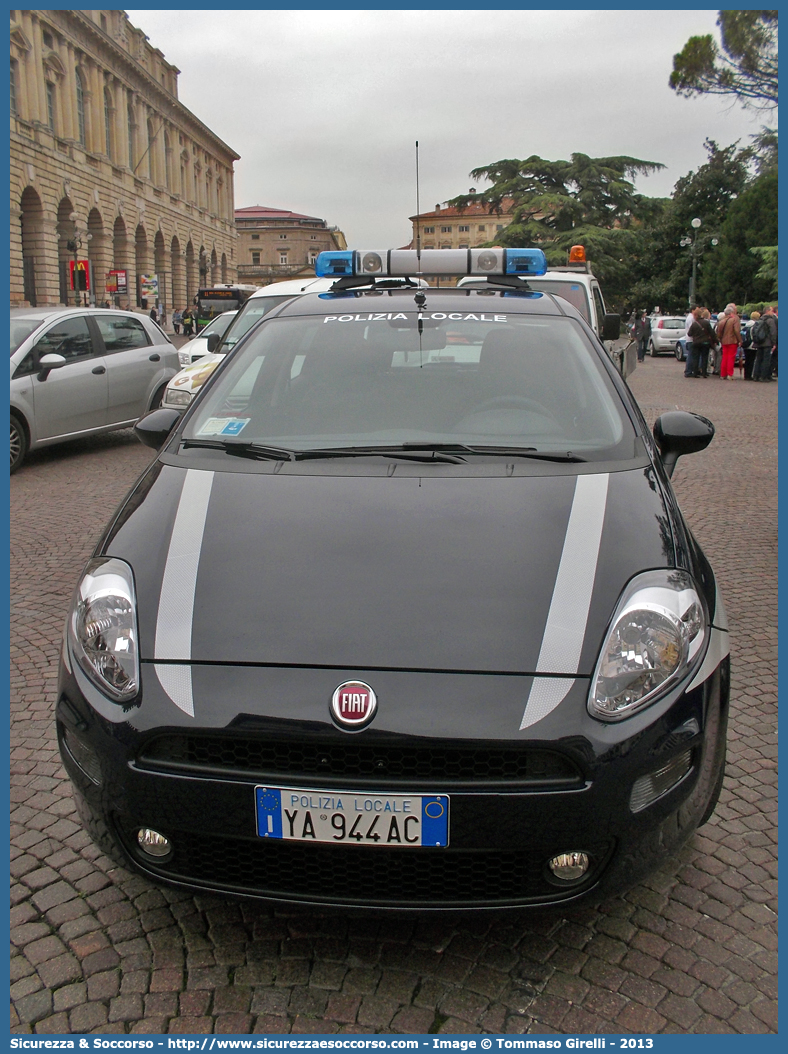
10;356;777;1036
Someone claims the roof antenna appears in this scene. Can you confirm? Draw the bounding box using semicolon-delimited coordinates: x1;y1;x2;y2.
415;140;425;283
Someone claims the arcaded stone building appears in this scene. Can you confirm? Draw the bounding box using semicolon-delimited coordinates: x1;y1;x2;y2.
235;205;347;285
10;9;239;310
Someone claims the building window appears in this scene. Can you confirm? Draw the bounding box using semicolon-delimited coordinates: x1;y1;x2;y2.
251;234;260;240
10;61;17;115
127;101;134;168
46;81;56;132
42;30;53;49
458;225;469;232
279;234;287;240
164;130;171;187
441;226;452;233
423;226;434;234
459;244;469;249
251;251;260;264
147;118;155;180
75;69;86;145
103;87;112;158
279;252;288;265
478;225;485;232
424;245;434;250
100;14;107;33
496;225;504;230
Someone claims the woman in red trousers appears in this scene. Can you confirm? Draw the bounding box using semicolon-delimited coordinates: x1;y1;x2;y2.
716;303;741;380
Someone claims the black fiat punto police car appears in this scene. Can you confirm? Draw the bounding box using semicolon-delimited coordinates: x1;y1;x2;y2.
57;247;729;910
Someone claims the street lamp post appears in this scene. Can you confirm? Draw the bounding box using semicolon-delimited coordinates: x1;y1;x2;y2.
680;219;719;309
66;213;92;307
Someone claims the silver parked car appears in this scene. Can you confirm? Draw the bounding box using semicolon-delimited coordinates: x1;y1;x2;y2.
10;307;180;473
648;315;686;356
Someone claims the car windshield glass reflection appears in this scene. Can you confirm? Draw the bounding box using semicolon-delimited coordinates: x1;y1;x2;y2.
185;314;632;460
11;319;44;355
221;296;294;349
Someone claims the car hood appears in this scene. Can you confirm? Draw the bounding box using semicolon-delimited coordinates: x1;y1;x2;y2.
105;462;673;675
168;353;225;393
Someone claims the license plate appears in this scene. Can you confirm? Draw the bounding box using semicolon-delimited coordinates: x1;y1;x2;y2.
255;786;449;847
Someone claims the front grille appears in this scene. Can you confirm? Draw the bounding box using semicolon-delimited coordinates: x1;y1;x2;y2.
124;828;611;907
139;733;584;787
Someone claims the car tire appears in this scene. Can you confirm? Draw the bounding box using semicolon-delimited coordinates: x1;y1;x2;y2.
149;383;168;411
649;341;659;357
10;413;27;474
675;343;685;361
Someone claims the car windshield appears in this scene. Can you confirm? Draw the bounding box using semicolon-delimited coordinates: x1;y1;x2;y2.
184;309;633;460
525;280;591;322
220;296;295;350
200;313;236;340
11;318;44;355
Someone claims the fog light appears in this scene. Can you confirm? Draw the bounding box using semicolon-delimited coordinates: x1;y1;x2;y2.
630;749;693;813
137;828;171;857
548;851;590;882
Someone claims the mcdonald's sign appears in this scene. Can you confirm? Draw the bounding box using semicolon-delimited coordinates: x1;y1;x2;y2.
69;259;91;292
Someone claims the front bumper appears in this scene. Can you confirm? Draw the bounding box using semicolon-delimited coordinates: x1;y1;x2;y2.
57;654;728;910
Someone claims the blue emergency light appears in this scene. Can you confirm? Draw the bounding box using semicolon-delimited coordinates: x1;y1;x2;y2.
315;248;548;279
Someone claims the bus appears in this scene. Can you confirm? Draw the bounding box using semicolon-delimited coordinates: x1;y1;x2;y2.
195;284;258;330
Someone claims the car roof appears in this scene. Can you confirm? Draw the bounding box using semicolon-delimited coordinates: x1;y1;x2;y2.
273;285;585;320
10;306;146;320
248;277;336;299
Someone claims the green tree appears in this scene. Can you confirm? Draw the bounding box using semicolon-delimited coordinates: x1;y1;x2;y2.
445;153;665;307
621;140;753;313
698;170;778;305
750;246;778;297
670;10;778;112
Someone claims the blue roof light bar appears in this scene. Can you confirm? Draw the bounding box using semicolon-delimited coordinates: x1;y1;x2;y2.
315;248;548;279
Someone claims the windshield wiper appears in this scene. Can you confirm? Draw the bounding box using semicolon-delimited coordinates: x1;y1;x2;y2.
292;445;467;464
457;446;587;462
181;438;294;461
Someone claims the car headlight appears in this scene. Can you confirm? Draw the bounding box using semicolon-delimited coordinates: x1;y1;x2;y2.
178;351;190;366
69;558;139;703
589;570;707;721
164;388;192;406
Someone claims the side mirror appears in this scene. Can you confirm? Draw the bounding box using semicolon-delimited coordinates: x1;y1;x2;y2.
37;352;66;381
653;411;714;478
206;332;221;353
601;313;621;342
134;407;183;450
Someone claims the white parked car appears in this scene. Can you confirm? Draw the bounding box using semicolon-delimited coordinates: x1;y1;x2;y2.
648;316;686;356
177;310;237;367
10;307;179;473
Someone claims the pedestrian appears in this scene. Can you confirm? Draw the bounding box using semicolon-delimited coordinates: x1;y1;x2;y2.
182;308;194;338
740;313;756;379
683;306;698;378
172;308;183;335
752;305;778;381
149;305;158;324
688;308;717;378
634;311;651;362
716;303;741;380
684;306;701;377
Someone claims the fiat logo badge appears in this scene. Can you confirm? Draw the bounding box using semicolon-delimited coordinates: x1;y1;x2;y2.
331;680;377;731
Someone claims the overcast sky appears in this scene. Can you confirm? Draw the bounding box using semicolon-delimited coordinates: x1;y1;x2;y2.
127;8;765;247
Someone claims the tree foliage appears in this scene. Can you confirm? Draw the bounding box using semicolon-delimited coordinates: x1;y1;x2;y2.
448;153;664;235
670;10;778;111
